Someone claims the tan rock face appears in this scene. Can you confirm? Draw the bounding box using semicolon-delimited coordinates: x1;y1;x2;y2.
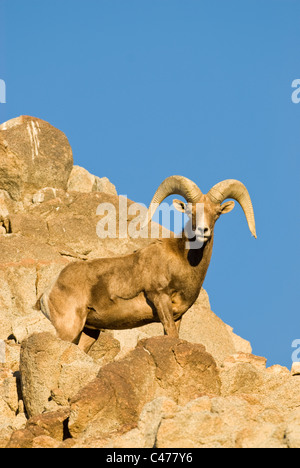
67;165;117;196
6;408;70;449
5;312;300;449
0;235;68;340
19;332;101;418
0;116;73;200
68;336;220;439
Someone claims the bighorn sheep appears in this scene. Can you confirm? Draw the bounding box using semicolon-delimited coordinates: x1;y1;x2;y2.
40;176;256;352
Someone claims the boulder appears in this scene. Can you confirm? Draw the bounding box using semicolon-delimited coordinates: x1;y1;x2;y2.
6;408;70;449
19;332;101;417
94;176;118;196
0;116;73;201
0;368;20;425
0;367;26;448
68;336;220;439
65;348;300;448
67;165;117;196
73;397;178;448
291;362;300;376
155;395;286;448
0;235;69;341
137;336;220;405
285;408;300;448
87;331;121;366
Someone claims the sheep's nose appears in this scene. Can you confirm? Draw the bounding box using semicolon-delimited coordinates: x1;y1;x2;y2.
198;226;211;237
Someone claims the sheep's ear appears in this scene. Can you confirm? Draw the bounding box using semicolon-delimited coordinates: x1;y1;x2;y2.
173;199;187;213
221;200;235;214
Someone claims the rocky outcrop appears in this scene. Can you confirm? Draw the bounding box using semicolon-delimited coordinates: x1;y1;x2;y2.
6;408;70;448
5;332;300;449
7;334;221;447
1;115;299;449
0;116;73;201
67;165;117;196
19;333;101;418
68;336;220;440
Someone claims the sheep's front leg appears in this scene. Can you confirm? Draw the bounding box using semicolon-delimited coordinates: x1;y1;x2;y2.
149;293;178;338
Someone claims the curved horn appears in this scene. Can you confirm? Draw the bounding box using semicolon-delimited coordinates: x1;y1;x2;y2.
142;175;202;227
207;179;257;238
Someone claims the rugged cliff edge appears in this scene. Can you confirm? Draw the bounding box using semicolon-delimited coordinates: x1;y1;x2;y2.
0;116;299;448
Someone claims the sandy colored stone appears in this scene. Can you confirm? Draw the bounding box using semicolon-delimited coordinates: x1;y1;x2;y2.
87;331;120;365
103;397;178;448
220;362;265;396
138;336;220;405
67;165;117;196
156;402;225;448
291;362;300;376
285;408;300;448
0;116;73;201
236;423;286;449
19;332;100;417
222;352;267;370
0;368;20;421
1;340;21;373
68;337;220;439
6;408;70;448
94;176;117;196
0;235;68;341
9;212;49;242
68;345;155;439
155;394;286;448
32;435;61;448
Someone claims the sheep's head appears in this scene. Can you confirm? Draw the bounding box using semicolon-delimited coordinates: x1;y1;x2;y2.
143;175;257;244
172;195;235;244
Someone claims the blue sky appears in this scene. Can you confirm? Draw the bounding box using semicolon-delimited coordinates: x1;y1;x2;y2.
1;0;299;368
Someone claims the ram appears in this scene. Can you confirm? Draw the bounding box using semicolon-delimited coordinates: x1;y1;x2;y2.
40;176;256;352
